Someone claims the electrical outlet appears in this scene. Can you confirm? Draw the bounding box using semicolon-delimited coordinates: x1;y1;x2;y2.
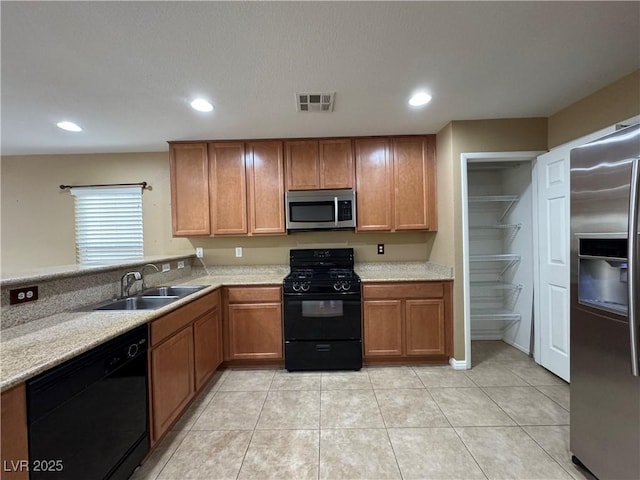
177;260;185;269
162;263;170;272
235;247;243;257
10;286;39;305
377;244;385;254
196;247;204;258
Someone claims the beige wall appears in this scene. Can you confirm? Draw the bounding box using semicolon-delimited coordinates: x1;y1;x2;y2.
191;231;433;266
435;118;549;361
0;152;193;272
548;69;640;148
1;152;432;272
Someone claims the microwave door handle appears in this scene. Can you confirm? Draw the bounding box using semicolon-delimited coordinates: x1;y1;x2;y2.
629;158;639;376
334;197;339;226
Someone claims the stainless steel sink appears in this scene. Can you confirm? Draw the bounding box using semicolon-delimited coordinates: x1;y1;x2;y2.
94;295;180;311
141;285;207;297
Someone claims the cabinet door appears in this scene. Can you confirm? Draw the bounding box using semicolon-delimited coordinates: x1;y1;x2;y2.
247;141;285;234
150;325;195;441
405;299;446;356
393;136;437;231
170;143;210;236
319;139;354;189
227;303;283;360
1;384;29;480
285;140;319;190
363;300;403;357
355;138;393;231
193;308;221;390
209;142;248;235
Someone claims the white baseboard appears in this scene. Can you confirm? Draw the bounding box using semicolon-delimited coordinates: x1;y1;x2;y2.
501;337;531;356
470;330;503;340
449;358;469;370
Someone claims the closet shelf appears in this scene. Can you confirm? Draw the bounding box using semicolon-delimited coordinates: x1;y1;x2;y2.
469;195;519;221
468;195;519;202
469;223;522;230
470;254;520;278
470;308;521;322
470;281;523;292
470;254;521;262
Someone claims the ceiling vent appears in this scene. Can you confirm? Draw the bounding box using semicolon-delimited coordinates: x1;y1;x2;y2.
296;92;335;112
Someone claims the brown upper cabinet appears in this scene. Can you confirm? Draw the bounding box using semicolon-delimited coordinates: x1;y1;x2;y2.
169;141;285;236
285;138;354;190
355;135;437;232
246;141;286;234
169;143;211;236
209;142;248;235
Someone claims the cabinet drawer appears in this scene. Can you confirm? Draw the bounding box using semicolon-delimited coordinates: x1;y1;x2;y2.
227;286;281;303
363;282;444;300
151;289;219;346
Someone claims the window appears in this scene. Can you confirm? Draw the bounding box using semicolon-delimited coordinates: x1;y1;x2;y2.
71;186;143;265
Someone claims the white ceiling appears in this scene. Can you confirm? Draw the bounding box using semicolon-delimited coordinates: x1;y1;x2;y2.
2;1;639;156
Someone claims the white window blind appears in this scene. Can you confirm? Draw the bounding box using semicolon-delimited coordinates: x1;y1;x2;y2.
71;186;144;265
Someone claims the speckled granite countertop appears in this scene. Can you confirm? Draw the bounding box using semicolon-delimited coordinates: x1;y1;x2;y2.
356;262;453;282
0;262;452;391
0;269;286;392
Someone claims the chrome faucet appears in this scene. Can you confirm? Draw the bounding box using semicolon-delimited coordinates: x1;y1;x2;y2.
141;263;160;289
121;271;142;297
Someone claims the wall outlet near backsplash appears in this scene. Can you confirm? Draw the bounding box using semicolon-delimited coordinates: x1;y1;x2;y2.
9;286;39;305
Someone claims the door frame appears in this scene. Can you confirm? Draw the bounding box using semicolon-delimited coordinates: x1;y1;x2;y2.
460;151;544;370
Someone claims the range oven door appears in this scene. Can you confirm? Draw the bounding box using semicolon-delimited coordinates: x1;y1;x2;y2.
284;292;361;340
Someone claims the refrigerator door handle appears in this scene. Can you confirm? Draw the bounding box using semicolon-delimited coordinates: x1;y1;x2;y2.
628;158;639;376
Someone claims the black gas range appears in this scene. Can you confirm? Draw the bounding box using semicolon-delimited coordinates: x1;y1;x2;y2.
283;248;362;371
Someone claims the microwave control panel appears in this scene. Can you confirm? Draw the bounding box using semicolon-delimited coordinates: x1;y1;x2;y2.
338;200;352;221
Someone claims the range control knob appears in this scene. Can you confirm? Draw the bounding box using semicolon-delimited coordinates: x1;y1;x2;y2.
292;282;301;292
341;282;351;291
333;282;342;291
300;282;310;292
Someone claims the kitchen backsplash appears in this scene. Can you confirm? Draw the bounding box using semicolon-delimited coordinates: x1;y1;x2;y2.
0;259;195;330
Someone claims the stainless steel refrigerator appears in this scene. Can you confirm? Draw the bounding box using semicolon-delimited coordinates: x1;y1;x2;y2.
570;123;640;480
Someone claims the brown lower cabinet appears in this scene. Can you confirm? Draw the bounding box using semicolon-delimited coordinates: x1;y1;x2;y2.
223;286;283;363
149;289;221;444
1;384;29;480
363;281;452;362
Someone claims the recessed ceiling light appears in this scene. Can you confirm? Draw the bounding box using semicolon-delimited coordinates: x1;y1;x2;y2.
56;121;82;132
408;92;432;107
190;98;214;112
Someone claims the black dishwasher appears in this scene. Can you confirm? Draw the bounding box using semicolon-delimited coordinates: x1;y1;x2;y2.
26;324;149;480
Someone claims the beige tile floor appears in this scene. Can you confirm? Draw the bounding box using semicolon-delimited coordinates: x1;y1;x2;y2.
132;341;597;480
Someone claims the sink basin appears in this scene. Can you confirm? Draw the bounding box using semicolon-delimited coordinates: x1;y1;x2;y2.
142;285;207;297
94;295;180;311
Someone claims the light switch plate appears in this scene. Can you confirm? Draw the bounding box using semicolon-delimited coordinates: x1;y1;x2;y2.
177;261;185;269
162;263;170;272
235;247;243;257
196;247;204;258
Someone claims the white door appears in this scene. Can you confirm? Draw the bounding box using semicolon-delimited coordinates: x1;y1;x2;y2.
535;124;626;381
536;147;571;381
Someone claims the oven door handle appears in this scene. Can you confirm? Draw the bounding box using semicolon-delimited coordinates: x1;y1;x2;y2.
315;344;331;352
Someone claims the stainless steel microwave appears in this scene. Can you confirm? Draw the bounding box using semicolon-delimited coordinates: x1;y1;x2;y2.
285;189;356;231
